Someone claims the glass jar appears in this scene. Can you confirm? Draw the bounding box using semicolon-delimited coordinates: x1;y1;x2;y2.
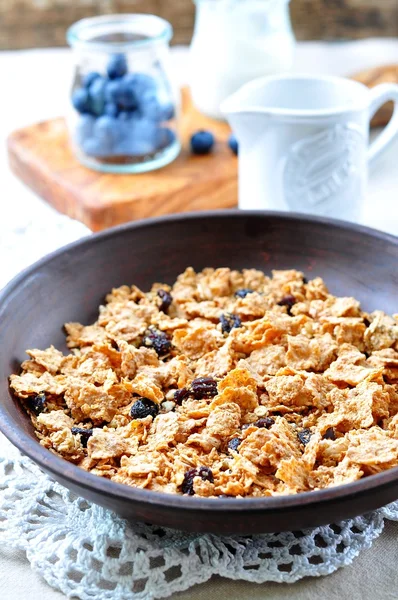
67;14;181;173
190;0;295;119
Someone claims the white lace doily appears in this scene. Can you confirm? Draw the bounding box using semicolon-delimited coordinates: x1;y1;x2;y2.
1;443;397;600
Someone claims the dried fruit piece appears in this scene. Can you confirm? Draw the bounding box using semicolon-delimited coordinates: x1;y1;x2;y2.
71;426;93;448
142;326;171;356
180;466;214;495
323;427;336;440
219;313;242;334
190;377;218;399
174;387;190;404
297;428;312;445
253;417;275;429
228;437;242;452
130;397;159;419
27;392;47;415
157;289;172;313
277;294;296;315
235;288;254;299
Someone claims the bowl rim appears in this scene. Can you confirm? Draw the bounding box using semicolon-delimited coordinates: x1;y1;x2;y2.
1;209;398;514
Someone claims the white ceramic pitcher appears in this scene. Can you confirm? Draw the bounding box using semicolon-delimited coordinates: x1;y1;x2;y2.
222;74;398;221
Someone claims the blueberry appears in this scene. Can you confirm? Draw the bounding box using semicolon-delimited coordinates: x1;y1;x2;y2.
124;73;157;97
71;427;93;448
228;437;242;452
159;103;175;121
94;115;122;151
139;90;163;121
105;80;121;104
27;392;46;415
72;88;91;114
142;326;171;356
83;71;101;88
228;133;239;155
219;313;241;334
75;114;95;144
298;428;312;445
235;288;254;298
107;53;128;79
82;138;109;157
104;102;119;117
190;130;215;155
88;76;107;116
155;127;176;150
116;81;138;110
118;110;134;122
130;397;159;419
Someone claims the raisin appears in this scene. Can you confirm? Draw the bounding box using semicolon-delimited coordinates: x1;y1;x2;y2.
234;288;254;299
110;339;120;351
157;289;173;313
219;312;242;334
254;417;275;429
228;437;242;452
302;277;308;284
71;427;93;448
190;377;218;399
130;397;159;419
142;326;171;356
298;428;312;445
180;468;197;495
363;317;371;327
323;427;336;440
180;466;214;495
27;392;47;415
174;387;190;404
277;294;296;315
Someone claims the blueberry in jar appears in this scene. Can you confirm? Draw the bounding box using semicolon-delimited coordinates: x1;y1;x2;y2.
75;114;95;144
219;312;241;334
88;76;107;115
72;88;91;114
83;71;101;89
71;427;93;448
155;128;176;151
94;115;123;153
228;133;238;155
130;397;160;419
107;53;128;79
103;102;119;117
190;130;215;155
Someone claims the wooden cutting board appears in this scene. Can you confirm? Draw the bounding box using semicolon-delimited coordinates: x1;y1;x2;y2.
7;88;237;231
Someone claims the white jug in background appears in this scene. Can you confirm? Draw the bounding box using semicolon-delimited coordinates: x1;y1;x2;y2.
222;74;398;221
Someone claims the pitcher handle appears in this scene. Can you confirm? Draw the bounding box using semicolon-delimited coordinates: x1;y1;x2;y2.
368;83;398;164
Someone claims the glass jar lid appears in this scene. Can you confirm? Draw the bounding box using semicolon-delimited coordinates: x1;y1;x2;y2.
67;14;173;53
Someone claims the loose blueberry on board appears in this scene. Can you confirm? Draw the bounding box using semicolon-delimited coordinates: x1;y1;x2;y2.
103;102;119;117
130;398;159;419
88;76;107;116
83;71;101;89
107;53;128;79
72;88;91;114
75;114;95;144
228;133;239;155
190;130;215;155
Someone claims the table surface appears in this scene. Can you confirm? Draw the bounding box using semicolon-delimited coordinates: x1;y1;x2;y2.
1;39;398;600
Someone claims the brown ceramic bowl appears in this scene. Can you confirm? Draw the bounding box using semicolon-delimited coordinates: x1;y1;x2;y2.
0;211;397;534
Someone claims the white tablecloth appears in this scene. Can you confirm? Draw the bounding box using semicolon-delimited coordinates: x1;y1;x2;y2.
1;39;398;600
